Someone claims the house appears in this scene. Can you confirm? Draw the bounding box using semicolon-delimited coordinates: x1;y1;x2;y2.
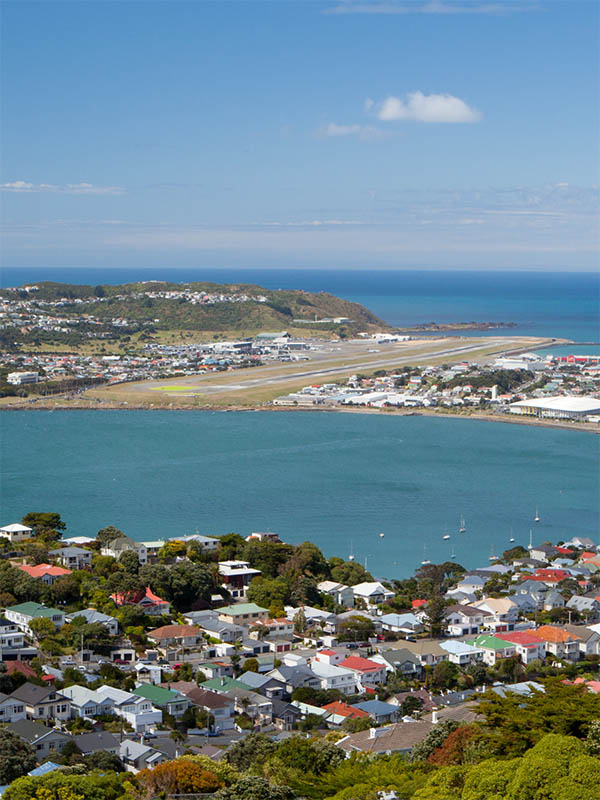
66;609;119;635
0;616;26;651
388;689;436;713
439;640;485;666
49;546;92;570
224;687;273;725
134;662;163;685
494;631;546;664
443;605;485;637
455;574;486;594
0;523;34;543
132;684;189;718
94;686;162;733
267;664;321;693
338;656;387;692
317;581;354;608
560;624;600;657
398;640;449;667
239;672;287;700
196;661;234;680
529;544;557;562
566;595;600;620
9;683;71;721
101;536;148;565
120;739;167;773
370;648;422;677
0;692;27;723
7;720;72;759
217;603;269;626
197;618;244;644
110;585;170;616
147;624;205;648
286;605;338;632
310;661;356;695
337;720;435;756
314;649;344;667
245;531;282;543
470;598;518;632
528;626;582;662
271;698;302;730
183;687;235;730
352;699;399;724
18;563;72;586
61;685;117;718
250;617;295;639
218;561;261;600
527;568;572;585
379;613;423;635
167;533;220;552
463;635;516;666
322;700;370;722
74;731;119;756
543;590;566;611
351;582;394;609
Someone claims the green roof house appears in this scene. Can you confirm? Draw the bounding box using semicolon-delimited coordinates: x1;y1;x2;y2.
464;634;517;666
5;602;65;633
217;603;269;625
132;684;189;718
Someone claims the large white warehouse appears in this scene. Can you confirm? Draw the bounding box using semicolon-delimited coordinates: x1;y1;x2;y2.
509;396;600;419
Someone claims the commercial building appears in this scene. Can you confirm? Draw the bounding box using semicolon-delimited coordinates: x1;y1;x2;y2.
509;396;600;420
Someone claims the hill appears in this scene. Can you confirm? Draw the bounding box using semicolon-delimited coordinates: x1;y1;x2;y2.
2;280;389;340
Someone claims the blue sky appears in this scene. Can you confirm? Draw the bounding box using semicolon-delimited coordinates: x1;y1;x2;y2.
1;0;598;270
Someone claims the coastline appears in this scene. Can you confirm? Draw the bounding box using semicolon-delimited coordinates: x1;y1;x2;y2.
1;396;597;434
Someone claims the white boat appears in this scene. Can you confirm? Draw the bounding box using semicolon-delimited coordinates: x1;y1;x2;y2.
421;545;431;566
489;545;499;561
451;547;456;560
534;507;540;522
509;526;515;543
459;514;466;533
528;529;533;550
442;534;451;540
379;532;385;539
349;540;355;561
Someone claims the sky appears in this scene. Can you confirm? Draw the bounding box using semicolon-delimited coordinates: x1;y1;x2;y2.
1;0;598;271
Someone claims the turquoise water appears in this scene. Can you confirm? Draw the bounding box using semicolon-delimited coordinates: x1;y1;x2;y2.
1;411;597;579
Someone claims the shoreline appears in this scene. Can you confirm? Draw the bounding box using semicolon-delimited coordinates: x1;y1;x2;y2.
1;397;597;434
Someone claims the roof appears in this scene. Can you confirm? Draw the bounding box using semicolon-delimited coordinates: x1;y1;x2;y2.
5;661;37;679
339;656;384;673
19;564;71;578
7;719;69;743
510;396;600;412
74;731;118;753
111;585;169;606
337;720;434;754
439;640;484;656
353;699;397;716
132;684;182;706
494;631;545;647
529;625;582;643
0;524;33;533
148;624;203;640
6;601;62;618
28;762;62;777
67;609;117;625
216;603;268;616
10;683;67;706
464;634;515;651
200;677;251;692
322;701;370;719
184;687;232;709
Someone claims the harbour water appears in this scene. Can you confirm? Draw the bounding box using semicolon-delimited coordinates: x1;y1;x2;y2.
2;410;597;579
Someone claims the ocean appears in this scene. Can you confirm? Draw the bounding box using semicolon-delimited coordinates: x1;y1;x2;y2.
2;267;598;346
1;410;597;579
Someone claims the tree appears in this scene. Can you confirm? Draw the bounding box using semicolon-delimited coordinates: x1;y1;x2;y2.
118;550;140;574
214;776;296;800
21;512;66;536
247;577;290;610
95;525;125;548
243;657;259;673
401;695;424;716
428;724;482;766
225;733;277;771
329;557;373;586
423;594;447;638
29;616;55;641
337;614;376;642
0;729;37;784
409;721;460;763
293;608;307;634
50;574;80;605
432;660;458;690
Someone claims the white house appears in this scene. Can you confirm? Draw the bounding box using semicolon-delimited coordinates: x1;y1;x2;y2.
317;581;354;608
439;640;485;666
94;686;162;733
5;602;65;635
379;613;423;634
0;523;33;543
218;561;261;600
309;660;356;695
351;582;394;609
49;546;92;570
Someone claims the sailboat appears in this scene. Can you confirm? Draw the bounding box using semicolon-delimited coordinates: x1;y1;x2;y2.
534;507;540;522
421;545;431;566
509;527;515;543
528;530;533;550
451;546;456;560
379;532;385;539
459;514;466;533
489;545;500;562
348;540;355;561
442;522;451;541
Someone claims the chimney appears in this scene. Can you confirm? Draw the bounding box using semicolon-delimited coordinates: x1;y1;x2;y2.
369;727;377;739
220;676;225;686
432;710;439;724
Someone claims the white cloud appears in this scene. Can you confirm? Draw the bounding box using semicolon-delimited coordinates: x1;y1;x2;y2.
375;91;481;122
317;122;386;140
1;181;126;195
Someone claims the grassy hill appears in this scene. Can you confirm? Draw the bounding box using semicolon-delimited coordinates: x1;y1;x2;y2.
5;280;389;336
